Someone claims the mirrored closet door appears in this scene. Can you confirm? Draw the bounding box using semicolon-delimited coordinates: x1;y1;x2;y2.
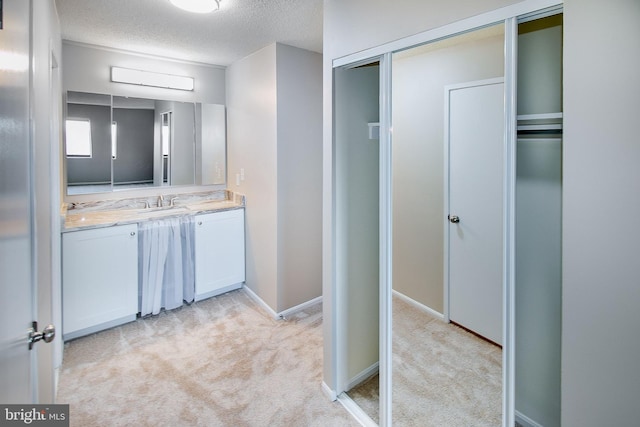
330;4;563;427
389;23;506;426
333;60;381;422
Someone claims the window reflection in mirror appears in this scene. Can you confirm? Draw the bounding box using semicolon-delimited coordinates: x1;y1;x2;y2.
111;121;117;160
65;91;112;194
65;119;93;158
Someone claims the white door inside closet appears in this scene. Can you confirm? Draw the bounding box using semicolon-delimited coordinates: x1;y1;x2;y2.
446;78;504;345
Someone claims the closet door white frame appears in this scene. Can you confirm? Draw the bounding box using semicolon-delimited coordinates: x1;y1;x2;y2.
329;1;563;426
378;52;393;427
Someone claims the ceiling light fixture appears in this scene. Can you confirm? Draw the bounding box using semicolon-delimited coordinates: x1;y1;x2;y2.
111;67;195;91
169;0;221;14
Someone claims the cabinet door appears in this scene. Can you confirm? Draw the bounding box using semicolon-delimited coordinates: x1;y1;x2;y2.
195;209;245;299
62;224;138;339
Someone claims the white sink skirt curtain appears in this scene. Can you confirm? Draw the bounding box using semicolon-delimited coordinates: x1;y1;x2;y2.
138;216;195;316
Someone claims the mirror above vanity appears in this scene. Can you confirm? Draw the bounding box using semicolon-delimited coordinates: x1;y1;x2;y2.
64;91;226;195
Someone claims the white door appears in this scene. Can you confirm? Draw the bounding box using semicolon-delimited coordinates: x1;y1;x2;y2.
446;78;504;345
0;0;37;402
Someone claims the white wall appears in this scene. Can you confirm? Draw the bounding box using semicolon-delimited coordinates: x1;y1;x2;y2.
324;0;519;61
169;101;196;186
562;0;640;425
392;28;504;313
226;44;279;310
200;104;226;185
62;42;225;104
275;44;323;310
227;43;323;313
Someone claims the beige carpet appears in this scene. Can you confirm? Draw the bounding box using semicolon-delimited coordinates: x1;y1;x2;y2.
56;289;358;427
348;296;502;426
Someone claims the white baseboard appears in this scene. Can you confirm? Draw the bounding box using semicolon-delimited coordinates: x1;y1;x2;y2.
242;285;322;320
194;282;243;302
242;285;279;319
63;314;137;341
278;296;322;319
322;381;337;401
392;289;444;321
346;362;379;391
515;410;544;427
337;392;378;427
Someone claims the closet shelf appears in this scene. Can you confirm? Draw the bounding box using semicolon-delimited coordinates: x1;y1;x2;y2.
368;122;380;140
517;112;563;132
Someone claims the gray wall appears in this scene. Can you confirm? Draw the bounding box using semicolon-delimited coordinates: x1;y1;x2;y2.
517;15;563;115
66;103;111;185
112;107;154;184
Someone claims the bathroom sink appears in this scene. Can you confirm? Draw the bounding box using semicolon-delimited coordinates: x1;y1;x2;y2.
142;205;187;212
136;206;191;218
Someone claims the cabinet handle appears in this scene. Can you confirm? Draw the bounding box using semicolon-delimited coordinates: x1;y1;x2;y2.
198;221;203;226
130;231;136;236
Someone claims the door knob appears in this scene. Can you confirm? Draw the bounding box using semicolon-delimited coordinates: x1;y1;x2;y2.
28;321;55;350
448;215;460;224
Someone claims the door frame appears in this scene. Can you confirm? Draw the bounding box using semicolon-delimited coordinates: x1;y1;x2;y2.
442;77;505;328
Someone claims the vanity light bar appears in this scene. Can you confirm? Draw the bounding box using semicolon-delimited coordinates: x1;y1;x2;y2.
111;67;195;91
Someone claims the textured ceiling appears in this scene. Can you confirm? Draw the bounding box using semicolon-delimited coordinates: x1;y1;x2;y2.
55;0;323;66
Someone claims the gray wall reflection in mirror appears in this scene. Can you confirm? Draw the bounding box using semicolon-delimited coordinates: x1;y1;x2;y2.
65;91;226;195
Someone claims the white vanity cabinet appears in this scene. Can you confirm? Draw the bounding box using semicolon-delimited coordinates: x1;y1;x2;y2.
62;224;138;340
194;209;245;301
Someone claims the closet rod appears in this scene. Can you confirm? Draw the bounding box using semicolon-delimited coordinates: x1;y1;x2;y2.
517;112;563;121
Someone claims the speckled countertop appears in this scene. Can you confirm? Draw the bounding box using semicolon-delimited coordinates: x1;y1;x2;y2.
63;190;245;232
